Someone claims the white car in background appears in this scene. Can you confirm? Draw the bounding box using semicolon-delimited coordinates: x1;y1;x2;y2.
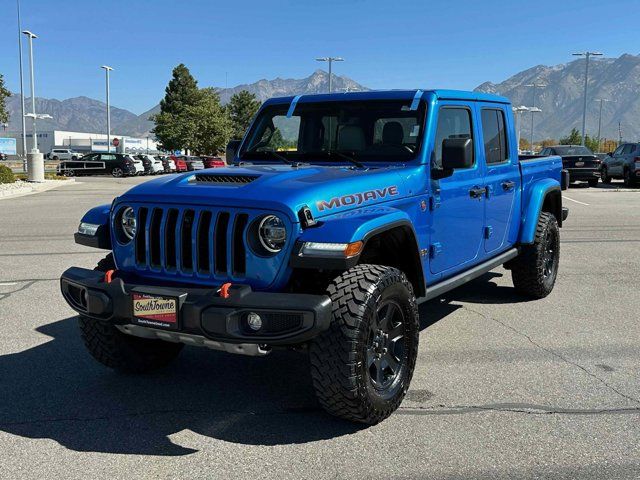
47;148;83;160
140;154;164;174
125;154;145;175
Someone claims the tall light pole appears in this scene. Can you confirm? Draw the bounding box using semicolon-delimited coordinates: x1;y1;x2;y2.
101;66;113;152
315;57;344;93
524;82;546;150
513;106;529;152
573;51;603;146
22;30;38;152
594;98;609;152
16;0;27;170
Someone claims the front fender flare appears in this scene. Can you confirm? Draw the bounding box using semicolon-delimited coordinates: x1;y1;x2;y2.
75;204;111;250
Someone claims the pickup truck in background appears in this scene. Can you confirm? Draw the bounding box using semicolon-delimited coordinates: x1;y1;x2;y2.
539;145;601;187
60;89;568;425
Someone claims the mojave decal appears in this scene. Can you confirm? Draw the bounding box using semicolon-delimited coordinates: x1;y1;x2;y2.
316;186;399;212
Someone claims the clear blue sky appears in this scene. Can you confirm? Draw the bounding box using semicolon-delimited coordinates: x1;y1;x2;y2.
1;0;638;114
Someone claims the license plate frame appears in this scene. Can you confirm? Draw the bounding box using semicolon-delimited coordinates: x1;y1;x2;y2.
131;292;180;330
575;161;585;167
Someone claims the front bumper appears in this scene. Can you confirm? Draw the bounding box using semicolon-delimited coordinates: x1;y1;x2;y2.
60;267;332;346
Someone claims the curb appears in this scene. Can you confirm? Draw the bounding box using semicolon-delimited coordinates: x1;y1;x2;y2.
0;178;75;200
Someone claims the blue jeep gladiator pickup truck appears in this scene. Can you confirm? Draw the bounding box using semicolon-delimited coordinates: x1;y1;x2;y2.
61;89;568;424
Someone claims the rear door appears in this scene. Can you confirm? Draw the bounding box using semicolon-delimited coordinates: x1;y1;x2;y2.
479;106;520;254
429;104;485;276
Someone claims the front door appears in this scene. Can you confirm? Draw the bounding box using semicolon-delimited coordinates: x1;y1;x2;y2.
429;105;485;276
479;107;520;253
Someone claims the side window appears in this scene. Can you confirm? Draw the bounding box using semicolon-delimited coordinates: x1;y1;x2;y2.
613;145;624;156
481;109;508;164
433;107;473;169
100;154;116;161
621;144;633;155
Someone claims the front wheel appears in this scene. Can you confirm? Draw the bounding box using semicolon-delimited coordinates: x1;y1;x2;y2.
78;254;183;373
309;265;419;424
511;212;560;299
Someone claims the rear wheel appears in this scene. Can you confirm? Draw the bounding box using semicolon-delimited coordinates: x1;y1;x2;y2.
601;166;611;184
623;168;635;187
78;254;183;373
111;167;124;178
309;265;419;424
511;212;560;299
588;178;598;188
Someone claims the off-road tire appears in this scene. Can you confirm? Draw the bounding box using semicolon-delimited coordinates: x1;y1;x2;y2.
588;178;598;188
78;254;183;373
309;264;419;424
511;212;560;299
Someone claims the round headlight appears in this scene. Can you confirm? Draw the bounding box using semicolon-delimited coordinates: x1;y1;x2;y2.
120;206;137;241
258;215;286;253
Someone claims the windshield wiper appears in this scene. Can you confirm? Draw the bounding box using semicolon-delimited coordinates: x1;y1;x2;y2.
330;150;366;169
247;149;302;167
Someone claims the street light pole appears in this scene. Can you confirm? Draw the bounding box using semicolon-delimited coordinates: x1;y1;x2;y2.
315;57;344;93
23;30;38;153
16;0;27;170
573;51;603;146
513;106;529;152
594;98;609;152
101;66;113;153
524;83;546;151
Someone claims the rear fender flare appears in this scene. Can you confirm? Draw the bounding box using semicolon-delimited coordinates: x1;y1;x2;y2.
519;180;561;244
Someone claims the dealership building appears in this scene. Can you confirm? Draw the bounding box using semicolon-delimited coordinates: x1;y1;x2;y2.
5;130;160;157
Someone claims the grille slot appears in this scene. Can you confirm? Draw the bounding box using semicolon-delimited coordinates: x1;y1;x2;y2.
149;208;163;267
197;211;213;274
164;209;178;270
232;214;248;275
193;174;258;185
135;207;148;265
180;210;195;272
215;212;230;274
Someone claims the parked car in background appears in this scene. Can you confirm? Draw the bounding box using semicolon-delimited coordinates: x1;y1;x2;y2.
183;155;204;171
601;142;640;186
200;156;226;169
47;148;83;161
170;155;188;172
0;153;7;161
137;154;164;174
57;153;138;177
538;145;601;187
157;155;176;173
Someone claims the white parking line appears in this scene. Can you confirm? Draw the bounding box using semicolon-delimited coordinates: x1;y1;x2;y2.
563;196;590;206
0;282;18;286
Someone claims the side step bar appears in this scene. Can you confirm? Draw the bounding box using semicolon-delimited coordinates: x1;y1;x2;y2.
419;248;519;303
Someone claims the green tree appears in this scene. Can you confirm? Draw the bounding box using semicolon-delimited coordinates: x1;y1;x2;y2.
184;88;233;154
559;128;581;145
227;90;261;139
584;134;599;153
151;64;201;151
0;74;10;124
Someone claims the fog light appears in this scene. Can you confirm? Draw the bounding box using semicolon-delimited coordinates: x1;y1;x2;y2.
247;312;263;331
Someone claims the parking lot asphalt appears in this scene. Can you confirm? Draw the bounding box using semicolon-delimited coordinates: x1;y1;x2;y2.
0;176;639;479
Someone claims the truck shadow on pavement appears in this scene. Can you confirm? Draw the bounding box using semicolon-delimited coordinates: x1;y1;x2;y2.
0;274;528;456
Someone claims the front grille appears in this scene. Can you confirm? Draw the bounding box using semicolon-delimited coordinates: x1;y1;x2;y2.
192;173;259;185
134;206;249;278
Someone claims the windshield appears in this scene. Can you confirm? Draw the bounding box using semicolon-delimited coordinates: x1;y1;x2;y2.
554;146;593;156
240;99;426;164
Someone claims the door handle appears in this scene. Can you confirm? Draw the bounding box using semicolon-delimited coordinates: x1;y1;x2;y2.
502;180;515;191
469;186;486;198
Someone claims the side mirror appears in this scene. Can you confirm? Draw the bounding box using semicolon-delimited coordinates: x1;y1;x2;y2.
226;140;241;163
607;152;613;157
442;138;473;170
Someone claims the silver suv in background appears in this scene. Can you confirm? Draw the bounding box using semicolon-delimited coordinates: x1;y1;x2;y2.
601;143;640;186
47;149;83;160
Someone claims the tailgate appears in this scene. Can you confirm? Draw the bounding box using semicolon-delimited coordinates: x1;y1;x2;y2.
562;155;600;169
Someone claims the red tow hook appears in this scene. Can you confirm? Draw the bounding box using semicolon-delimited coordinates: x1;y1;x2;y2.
219;282;232;299
104;269;115;284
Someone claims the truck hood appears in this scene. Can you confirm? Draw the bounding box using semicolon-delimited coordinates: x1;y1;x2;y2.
117;164;418;223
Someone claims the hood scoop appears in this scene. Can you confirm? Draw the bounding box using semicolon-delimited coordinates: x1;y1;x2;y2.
191;173;260;185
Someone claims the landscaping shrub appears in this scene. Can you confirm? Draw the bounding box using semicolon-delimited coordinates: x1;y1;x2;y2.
0;165;15;184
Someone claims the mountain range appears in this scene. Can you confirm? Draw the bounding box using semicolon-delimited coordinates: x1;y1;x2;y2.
5;70;367;138
5;54;640;142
